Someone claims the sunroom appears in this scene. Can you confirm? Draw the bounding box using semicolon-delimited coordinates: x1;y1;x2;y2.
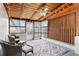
0;3;79;56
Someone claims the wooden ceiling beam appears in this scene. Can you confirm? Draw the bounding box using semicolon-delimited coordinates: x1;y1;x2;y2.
10;17;40;22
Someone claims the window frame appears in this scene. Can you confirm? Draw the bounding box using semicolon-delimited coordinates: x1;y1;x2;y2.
9;19;26;34
41;21;48;38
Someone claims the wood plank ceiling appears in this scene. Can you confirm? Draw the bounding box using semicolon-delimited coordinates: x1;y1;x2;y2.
5;3;62;21
40;3;79;21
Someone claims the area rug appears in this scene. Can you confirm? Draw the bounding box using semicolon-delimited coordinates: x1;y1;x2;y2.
26;39;70;56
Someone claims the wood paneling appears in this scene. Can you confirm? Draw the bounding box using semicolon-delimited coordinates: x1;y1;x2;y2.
48;12;76;44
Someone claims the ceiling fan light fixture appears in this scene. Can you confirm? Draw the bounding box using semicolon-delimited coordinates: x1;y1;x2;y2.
44;8;49;11
41;13;46;16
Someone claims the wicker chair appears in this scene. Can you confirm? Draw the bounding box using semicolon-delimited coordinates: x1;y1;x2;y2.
0;40;22;56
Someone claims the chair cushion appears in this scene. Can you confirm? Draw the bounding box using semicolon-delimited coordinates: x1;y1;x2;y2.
22;45;32;53
26;52;33;56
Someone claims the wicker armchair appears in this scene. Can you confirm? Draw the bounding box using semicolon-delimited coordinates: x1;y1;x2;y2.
0;40;22;56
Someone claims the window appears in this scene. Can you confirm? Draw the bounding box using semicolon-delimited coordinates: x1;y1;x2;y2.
34;22;41;40
33;21;48;39
41;21;48;38
9;19;48;40
9;19;26;34
26;22;33;40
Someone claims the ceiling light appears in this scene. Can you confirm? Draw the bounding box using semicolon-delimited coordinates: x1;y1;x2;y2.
44;8;49;11
41;13;46;16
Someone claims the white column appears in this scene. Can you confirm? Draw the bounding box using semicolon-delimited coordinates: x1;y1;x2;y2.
0;3;9;41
